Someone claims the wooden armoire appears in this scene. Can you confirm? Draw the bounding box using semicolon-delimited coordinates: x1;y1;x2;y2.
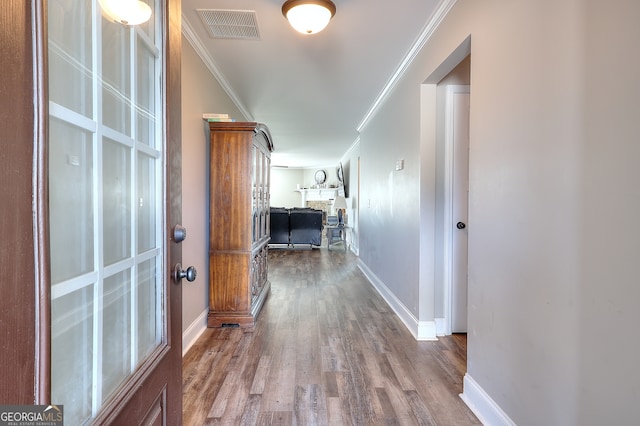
207;122;274;327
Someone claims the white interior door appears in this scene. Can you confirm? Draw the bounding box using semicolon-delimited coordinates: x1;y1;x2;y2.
448;86;470;333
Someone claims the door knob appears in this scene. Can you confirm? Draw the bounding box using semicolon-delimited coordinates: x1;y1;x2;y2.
173;224;187;243
173;264;197;283
456;221;466;229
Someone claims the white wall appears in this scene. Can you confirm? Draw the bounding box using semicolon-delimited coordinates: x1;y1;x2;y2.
270;166;343;208
358;0;640;424
270;168;305;207
180;36;247;353
302;166;341;189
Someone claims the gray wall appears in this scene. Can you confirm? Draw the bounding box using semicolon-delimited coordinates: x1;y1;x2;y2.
180;35;247;352
358;0;640;424
578;1;640;423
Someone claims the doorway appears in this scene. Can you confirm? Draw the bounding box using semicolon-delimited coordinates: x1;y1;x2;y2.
444;85;470;333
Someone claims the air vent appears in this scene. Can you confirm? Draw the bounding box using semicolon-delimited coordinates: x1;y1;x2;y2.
197;9;261;40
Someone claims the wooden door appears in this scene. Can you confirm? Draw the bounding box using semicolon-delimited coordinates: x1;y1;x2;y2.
0;1;45;405
0;1;183;424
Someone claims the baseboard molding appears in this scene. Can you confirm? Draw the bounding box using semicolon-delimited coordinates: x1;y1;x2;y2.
435;317;446;336
460;374;516;426
357;260;437;341
182;308;208;357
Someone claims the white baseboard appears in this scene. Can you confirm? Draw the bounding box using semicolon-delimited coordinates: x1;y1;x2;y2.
435;317;446;336
182;308;208;357
357;260;437;341
460;374;516;426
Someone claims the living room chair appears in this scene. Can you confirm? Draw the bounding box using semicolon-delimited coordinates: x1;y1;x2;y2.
326;215;338;226
326;210;345;251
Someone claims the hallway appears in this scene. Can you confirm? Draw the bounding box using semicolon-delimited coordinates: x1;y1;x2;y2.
182;248;479;425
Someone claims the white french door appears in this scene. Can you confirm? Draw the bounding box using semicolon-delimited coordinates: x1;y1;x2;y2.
47;0;165;423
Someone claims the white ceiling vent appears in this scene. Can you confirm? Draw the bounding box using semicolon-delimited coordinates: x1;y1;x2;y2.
197;9;261;40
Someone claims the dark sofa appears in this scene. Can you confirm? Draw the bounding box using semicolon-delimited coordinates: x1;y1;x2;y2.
269;207;291;244
269;207;323;247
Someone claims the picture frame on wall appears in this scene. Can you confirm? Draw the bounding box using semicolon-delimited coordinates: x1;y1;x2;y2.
337;161;348;198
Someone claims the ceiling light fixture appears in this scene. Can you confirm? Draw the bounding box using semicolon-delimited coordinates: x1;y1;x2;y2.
282;0;336;35
99;0;152;26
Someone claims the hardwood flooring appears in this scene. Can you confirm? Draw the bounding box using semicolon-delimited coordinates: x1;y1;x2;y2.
183;247;480;425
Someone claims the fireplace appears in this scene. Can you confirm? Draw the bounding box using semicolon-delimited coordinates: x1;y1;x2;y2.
296;188;338;224
306;200;332;224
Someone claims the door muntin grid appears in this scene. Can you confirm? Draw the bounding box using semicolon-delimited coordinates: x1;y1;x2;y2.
48;1;164;423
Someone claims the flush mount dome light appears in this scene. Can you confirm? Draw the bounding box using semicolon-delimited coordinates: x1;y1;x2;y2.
99;0;152;26
282;0;336;35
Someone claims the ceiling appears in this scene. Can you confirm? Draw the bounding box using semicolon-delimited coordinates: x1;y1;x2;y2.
181;0;445;168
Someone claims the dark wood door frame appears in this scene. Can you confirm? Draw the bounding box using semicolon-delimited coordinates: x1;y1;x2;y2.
0;0;48;404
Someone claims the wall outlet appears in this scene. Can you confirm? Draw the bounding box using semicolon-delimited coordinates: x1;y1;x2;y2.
68;155;80;166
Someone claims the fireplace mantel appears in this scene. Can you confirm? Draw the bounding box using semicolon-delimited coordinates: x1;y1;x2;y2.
296;188;337;206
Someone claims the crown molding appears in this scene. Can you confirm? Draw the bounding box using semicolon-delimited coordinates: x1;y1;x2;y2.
342;136;360;162
181;17;254;122
356;0;457;132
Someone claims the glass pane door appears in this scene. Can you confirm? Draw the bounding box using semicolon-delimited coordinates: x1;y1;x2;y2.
48;1;163;423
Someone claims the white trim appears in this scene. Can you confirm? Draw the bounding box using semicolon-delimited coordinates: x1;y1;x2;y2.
460;374;516;426
357;0;457;132
49;101;98;133
51;271;98;299
442;86;454;336
182;308;209;357
357;260;437;341
435;317;446;336
181;17;253;122
341;136;361;162
92;5;103;411
417;320;437;341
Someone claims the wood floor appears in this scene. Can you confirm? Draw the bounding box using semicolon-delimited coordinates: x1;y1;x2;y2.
183;247;480;425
